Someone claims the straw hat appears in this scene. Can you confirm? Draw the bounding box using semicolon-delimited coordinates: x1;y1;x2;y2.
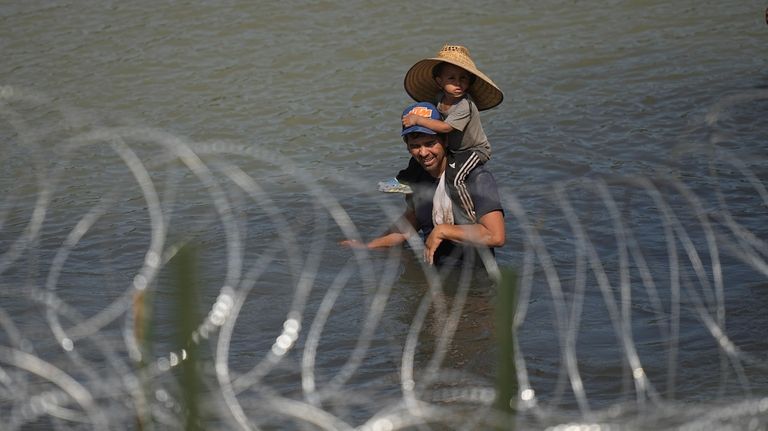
404;44;504;111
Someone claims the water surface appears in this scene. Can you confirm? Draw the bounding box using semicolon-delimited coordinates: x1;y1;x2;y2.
1;1;768;429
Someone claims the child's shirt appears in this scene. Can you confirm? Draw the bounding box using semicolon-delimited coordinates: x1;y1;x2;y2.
438;93;491;162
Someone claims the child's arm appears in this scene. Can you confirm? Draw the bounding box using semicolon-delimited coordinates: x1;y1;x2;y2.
402;114;454;134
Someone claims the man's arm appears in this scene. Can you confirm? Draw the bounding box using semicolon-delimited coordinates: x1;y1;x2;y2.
423;210;505;264
340;209;419;250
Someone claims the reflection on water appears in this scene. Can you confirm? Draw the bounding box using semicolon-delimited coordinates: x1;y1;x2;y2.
398;254;498;374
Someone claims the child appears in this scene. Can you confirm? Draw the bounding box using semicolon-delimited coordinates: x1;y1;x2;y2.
398;44;503;224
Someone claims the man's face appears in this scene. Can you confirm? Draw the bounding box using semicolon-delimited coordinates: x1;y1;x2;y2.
405;133;446;177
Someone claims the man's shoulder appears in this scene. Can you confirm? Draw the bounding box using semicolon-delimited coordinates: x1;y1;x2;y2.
410;169;438;186
466;163;497;183
466;164;502;216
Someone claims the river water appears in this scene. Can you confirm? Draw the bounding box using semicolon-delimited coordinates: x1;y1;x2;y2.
2;1;768;429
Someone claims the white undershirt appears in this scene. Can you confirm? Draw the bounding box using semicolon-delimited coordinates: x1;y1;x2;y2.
432;172;454;226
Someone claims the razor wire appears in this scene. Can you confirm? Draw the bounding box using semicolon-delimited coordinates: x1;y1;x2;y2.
1;85;768;430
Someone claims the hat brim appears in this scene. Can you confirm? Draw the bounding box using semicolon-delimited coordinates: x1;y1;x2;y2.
401;124;438;137
404;58;504;111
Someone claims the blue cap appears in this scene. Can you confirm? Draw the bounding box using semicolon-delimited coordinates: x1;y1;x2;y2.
401;102;441;137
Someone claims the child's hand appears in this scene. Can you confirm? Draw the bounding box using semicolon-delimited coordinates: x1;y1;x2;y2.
402;114;419;128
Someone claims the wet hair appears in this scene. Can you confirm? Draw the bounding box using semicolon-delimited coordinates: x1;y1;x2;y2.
431;62;477;86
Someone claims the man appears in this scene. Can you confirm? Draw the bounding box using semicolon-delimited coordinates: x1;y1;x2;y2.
341;102;505;266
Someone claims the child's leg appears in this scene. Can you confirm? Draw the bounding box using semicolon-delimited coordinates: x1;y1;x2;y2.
396;157;424;184
444;151;485;223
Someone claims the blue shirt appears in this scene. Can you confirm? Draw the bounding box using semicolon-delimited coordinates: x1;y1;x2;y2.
405;164;503;266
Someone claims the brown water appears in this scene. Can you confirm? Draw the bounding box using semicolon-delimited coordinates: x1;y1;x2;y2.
2;1;768;429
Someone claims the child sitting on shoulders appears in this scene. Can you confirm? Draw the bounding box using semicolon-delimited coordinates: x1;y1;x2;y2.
398;44;503;224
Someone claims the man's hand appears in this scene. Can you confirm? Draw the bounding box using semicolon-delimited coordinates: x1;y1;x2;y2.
422;211;506;264
339;239;368;249
424;225;445;265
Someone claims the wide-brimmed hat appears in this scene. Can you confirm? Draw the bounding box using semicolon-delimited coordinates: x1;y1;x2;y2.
404;44;504;111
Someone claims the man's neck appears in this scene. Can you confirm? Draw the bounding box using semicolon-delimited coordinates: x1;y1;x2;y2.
429;160;447;179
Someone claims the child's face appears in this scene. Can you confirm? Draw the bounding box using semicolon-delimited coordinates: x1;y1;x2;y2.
435;64;472;99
